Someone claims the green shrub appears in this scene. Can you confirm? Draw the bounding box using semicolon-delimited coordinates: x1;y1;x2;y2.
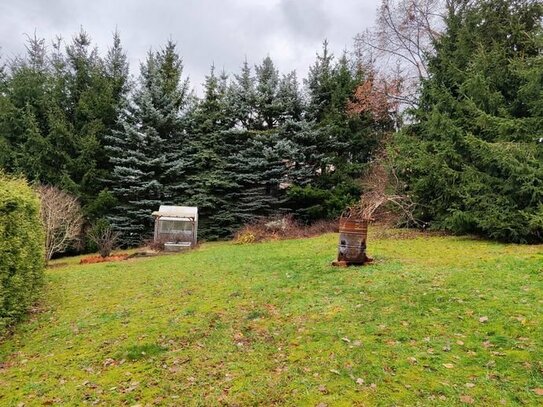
0;173;45;334
287;182;361;223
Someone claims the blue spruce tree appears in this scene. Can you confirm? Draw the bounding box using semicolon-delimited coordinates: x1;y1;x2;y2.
107;41;190;246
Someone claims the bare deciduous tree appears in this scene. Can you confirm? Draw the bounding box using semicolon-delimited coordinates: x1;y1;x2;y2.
37;185;83;261
355;0;445;107
87;222;120;258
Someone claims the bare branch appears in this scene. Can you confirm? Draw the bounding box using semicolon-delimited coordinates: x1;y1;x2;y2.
344;143;423;227
87;222;119;258
37;185;83;261
355;0;446;108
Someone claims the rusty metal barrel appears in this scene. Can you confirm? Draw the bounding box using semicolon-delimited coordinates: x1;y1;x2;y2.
336;217;368;265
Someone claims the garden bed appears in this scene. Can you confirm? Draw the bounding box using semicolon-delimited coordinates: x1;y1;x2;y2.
79;254;129;264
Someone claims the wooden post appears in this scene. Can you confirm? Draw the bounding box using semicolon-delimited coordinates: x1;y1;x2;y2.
191;218;195;247
153;216;159;243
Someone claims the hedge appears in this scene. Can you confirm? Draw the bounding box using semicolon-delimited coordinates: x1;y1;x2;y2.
0;173;45;334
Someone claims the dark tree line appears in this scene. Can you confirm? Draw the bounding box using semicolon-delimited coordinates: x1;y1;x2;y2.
0;31;129;222
2;0;541;246
0;33;392;246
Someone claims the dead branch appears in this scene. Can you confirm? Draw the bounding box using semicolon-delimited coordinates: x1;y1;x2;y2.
343;146;421;226
355;0;445;108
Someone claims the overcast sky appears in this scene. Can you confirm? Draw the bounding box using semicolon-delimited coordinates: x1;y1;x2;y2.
0;0;378;92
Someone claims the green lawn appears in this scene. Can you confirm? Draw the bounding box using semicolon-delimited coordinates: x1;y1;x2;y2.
1;230;543;406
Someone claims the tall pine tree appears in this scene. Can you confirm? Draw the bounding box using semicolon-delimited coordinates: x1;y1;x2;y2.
395;0;543;242
107;41;190;245
183;66;238;239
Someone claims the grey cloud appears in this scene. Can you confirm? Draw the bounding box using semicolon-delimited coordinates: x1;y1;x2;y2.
280;0;330;42
0;0;378;92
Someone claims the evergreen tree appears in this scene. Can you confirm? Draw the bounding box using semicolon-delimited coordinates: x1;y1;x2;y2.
254;56;281;129
277;71;303;123
395;0;543;242
63;30;131;219
1;34;74;187
305;40;334;123
182;66;238;239
107;41;189;245
225;57;319;226
105;30;130;106
228;60;256;129
295;43;382;221
225;129;293;223
0;30;131;223
0;54;6;89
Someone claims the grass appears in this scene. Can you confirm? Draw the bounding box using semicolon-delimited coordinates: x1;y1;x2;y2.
1;229;543;406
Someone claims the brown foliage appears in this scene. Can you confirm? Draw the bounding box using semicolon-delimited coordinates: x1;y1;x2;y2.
347;72;401;122
234;216;338;244
80;254;128;264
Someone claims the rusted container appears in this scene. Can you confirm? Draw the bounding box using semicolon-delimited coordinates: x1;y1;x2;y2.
334;217;369;266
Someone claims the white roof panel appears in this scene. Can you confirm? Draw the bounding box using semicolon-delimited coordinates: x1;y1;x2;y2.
157;216;194;222
152;205;198;218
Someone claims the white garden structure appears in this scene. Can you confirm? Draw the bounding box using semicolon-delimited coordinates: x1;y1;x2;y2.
151;205;198;251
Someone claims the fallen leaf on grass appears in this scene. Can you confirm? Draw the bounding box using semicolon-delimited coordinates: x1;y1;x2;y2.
407;357;417;364
318;384;327;393
122;381;139;393
533;388;543;396
514;316;526;325
443;363;454;369
103;358;116;367
479;316;489;323
356;378;364;385
465;383;475;388
460;395;474;404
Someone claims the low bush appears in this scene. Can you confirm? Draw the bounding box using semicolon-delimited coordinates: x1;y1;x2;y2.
234;215;337;244
86;219;119;258
0;173;45;334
